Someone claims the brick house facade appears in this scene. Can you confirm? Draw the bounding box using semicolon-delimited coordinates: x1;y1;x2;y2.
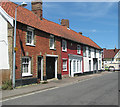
0;1;102;87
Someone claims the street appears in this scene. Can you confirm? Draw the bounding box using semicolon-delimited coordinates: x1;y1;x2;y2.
2;72;118;105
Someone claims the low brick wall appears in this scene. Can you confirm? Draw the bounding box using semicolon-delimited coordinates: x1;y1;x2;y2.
0;69;11;86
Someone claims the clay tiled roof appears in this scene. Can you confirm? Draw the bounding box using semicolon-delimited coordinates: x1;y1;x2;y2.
0;1;102;49
103;48;120;59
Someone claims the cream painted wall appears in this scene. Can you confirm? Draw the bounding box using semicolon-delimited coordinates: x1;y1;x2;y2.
0;14;9;69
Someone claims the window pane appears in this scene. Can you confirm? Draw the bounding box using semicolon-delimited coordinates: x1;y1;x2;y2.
50;37;54;48
27;29;34;45
73;61;76;72
63;60;67;71
22;57;30;74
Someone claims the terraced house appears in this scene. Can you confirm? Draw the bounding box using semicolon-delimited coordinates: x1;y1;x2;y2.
0;0;102;87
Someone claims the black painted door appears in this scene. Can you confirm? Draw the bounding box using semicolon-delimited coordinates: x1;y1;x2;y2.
46;57;55;79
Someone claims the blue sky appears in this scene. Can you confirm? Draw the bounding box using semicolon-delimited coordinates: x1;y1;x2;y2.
12;1;118;49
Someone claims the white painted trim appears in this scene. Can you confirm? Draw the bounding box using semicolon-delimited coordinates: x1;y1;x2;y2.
22;73;33;77
55;58;57;78
46;54;58;57
41;57;43;81
0;6;13;26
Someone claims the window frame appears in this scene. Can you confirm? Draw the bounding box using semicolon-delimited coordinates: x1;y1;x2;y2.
50;35;55;49
22;57;32;77
99;51;101;58
62;59;67;71
77;45;81;54
83;46;86;57
26;27;35;46
88;47;91;58
62;39;67;52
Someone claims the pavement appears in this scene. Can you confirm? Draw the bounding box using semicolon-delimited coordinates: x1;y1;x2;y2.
0;71;111;101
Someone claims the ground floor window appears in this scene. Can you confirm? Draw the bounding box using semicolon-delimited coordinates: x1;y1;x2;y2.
73;60;76;72
22;57;32;76
63;59;67;71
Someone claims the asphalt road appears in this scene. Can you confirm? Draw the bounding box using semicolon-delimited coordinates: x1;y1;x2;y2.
2;72;118;105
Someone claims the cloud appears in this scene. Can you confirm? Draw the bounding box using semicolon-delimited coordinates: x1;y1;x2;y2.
71;2;115;18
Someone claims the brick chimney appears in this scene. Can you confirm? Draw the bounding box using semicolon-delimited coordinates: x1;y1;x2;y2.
31;0;43;20
61;19;69;28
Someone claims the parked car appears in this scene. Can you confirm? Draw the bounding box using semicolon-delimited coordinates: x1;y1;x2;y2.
105;66;109;71
108;66;115;72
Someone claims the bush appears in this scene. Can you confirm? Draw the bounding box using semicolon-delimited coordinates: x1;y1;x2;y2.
2;80;13;90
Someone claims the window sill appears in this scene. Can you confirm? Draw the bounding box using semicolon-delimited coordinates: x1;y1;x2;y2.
26;44;36;47
22;73;33;77
62;50;67;52
63;70;67;72
50;48;56;51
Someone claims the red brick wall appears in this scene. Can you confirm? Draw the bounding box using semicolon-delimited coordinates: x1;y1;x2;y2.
15;22;61;79
61;40;83;75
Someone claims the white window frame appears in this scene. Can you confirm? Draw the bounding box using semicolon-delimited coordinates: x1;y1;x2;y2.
62;39;67;52
50;35;55;49
77;45;81;54
22;57;32;77
62;59;67;71
26;27;35;46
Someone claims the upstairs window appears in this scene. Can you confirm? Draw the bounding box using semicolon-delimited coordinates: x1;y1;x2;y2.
99;51;101;58
83;46;86;57
26;27;34;45
50;35;55;49
77;45;81;54
62;40;67;52
88;47;91;58
94;49;96;58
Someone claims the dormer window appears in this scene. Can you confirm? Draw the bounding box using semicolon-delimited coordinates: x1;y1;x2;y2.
50;35;55;49
62;40;67;52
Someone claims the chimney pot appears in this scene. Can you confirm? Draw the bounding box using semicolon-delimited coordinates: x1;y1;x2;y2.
79;32;82;35
61;19;69;28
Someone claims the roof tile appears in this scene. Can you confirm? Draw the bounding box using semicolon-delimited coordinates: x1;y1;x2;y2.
1;1;102;49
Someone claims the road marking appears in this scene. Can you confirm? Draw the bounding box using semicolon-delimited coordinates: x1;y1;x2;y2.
0;86;59;103
0;72;113;103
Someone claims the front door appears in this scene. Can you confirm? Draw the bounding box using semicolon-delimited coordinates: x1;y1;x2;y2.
38;57;41;79
46;57;55;79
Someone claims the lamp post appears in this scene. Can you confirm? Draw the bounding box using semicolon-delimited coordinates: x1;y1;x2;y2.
13;2;27;88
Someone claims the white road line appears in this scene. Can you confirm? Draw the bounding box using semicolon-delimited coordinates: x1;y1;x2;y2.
0;72;113;103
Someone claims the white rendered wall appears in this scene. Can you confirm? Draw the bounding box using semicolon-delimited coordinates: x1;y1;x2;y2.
84;46;102;72
0;14;9;69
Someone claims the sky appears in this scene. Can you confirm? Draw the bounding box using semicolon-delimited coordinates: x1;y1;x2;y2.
11;1;118;49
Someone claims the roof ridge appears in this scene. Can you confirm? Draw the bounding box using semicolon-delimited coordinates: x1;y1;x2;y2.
1;1;102;49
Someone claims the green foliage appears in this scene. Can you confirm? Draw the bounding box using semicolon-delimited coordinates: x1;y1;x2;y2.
2;80;13;90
